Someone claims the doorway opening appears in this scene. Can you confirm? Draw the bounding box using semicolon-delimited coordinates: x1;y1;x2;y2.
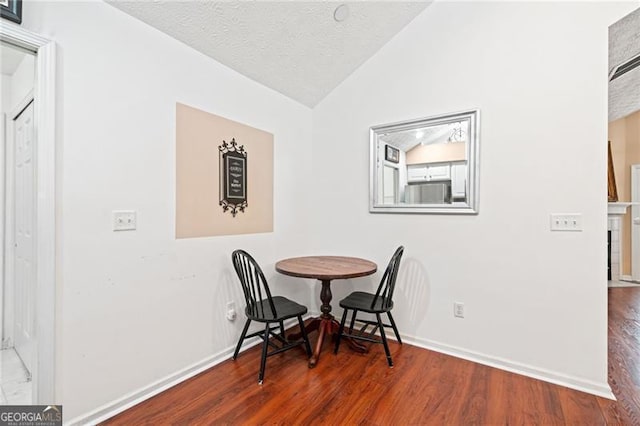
606;5;640;420
608;6;640;286
0;40;36;404
0;24;56;405
608;112;640;284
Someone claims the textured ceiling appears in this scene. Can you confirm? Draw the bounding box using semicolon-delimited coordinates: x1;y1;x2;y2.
609;7;640;122
107;1;430;107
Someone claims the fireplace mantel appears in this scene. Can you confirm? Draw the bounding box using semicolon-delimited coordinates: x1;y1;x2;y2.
608;202;633;216
607;202;637;282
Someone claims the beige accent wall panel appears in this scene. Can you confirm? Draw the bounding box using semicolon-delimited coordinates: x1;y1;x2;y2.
176;102;273;238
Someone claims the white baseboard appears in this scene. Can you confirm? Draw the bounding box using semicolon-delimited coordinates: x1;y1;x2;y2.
65;344;245;426
66;316;307;426
402;334;615;400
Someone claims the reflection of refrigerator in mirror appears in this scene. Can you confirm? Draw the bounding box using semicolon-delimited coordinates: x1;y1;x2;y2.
405;182;451;204
383;165;399;204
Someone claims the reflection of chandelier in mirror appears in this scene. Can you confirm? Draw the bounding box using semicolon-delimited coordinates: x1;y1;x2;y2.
448;122;466;142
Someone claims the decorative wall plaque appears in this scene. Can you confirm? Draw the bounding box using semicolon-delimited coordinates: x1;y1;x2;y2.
219;138;248;217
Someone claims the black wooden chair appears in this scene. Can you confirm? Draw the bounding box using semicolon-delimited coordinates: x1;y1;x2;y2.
231;249;312;384
334;246;404;367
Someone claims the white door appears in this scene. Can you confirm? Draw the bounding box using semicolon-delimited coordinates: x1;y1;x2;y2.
13;100;36;375
383;165;398;204
632;165;640;282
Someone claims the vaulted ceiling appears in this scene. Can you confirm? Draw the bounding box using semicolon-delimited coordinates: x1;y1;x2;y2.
609;7;640;122
107;1;430;107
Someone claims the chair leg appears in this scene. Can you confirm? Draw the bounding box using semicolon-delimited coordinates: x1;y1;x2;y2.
233;319;251;360
258;322;270;385
387;312;402;344
377;313;393;367
334;309;348;354
349;309;358;333
279;320;286;340
298;316;312;357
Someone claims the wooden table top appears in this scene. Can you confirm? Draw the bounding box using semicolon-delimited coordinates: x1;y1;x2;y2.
275;256;377;280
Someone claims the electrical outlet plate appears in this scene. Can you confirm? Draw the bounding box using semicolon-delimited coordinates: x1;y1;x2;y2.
113;211;137;231
550;213;582;232
454;302;464;318
226;301;236;321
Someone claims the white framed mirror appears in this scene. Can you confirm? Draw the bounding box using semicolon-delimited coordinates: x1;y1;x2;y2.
370;109;480;214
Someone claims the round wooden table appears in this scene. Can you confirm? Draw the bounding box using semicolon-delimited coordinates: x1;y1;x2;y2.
275;256;377;367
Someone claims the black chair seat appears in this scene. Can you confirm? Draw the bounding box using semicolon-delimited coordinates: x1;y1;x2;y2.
248;296;308;322
339;291;393;313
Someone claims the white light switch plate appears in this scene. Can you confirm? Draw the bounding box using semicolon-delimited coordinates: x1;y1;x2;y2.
550;213;582;232
113;211;137;231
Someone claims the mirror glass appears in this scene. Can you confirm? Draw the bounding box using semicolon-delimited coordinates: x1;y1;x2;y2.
370;109;479;214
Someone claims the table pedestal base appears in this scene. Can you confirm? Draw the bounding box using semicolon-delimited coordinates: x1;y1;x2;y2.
276;275;376;368
291;315;369;368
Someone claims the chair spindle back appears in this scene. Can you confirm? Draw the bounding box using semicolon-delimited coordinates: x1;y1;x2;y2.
371;246;404;310
232;250;277;319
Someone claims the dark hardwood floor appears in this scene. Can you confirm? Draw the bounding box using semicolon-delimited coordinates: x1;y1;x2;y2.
105;287;640;425
604;287;640;425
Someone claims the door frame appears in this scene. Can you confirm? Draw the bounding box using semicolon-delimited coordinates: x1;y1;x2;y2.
632;165;640;281
1;23;56;404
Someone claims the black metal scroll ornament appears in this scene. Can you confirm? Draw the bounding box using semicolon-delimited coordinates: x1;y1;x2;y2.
219;138;247;217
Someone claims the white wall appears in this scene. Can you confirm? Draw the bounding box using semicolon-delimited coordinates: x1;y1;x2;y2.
1;74;11;113
22;1;313;419
312;1;637;396
9;54;35;109
0;54;35;115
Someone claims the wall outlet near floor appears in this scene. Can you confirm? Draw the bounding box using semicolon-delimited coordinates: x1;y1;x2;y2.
454;302;465;318
226;301;236;321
